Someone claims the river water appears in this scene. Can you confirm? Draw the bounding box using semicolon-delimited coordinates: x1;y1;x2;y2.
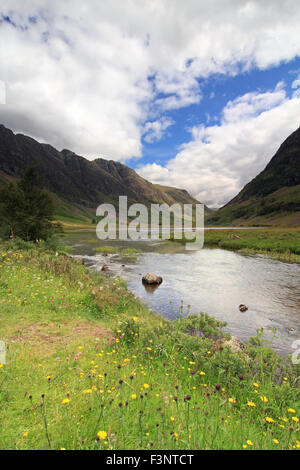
64;230;300;356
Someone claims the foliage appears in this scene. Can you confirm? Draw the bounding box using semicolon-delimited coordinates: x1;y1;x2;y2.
0;165;62;242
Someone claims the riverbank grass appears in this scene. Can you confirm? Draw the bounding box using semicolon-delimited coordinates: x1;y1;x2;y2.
203;228;300;263
0;243;299;450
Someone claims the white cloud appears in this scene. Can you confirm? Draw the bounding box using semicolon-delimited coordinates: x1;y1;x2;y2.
138;86;300;207
292;72;300;90
143;117;174;143
0;1;300;162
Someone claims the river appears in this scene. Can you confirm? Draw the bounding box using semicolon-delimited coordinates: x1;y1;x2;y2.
64;230;300;356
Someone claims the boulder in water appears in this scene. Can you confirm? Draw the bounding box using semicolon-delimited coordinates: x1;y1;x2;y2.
239;304;248;312
142;272;163;285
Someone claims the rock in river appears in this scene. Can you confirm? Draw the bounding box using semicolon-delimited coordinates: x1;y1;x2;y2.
142;272;163;285
239;304;248;312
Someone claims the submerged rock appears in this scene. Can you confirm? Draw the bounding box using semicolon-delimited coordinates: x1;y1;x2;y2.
142;272;163;285
101;264;109;271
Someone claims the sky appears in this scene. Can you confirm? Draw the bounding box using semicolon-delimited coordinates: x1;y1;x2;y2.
0;1;300;207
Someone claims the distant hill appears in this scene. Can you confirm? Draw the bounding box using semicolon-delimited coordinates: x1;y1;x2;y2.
0;124;200;224
206;126;300;227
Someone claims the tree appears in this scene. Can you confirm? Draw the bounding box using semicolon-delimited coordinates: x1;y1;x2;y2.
0;182;23;239
0;165;62;242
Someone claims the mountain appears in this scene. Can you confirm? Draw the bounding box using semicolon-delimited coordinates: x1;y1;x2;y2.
206;126;300;226
0;124;200;223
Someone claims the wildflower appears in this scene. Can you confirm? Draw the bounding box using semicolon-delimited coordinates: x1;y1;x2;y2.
131;394;137;400
246;440;254;446
260;396;268;403
243;445;247;449
228;398;236;403
199;371;205;376
288;408;296;413
265;417;275;423
83;389;92;394
97;431;107;440
23;432;28;437
247;401;256;407
170;416;175;421
273;439;279;445
61;398;70;405
46;375;51;381
292;417;299;423
143;383;149;389
0;364;3;369
253;382;259;388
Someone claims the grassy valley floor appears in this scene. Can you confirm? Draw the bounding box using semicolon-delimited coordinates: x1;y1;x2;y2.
203;228;300;263
0;242;299;450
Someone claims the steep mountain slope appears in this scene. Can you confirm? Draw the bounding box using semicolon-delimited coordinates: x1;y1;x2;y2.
0;125;199;221
206;127;300;226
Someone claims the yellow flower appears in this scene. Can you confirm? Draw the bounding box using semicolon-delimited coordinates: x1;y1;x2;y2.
243;445;247;449
143;383;149;389
246;440;254;446
265;416;275;423
60;448;66;450
46;375;51;380
228;398;236;403
247;401;256;407
170;416;175;421
61;398;70;405
97;430;107;440
288;408;296;413
260;396;268;403
131;394;137;400
0;364;3;369
273;439;279;445
292;417;299;423
23;432;28;437
199;371;205;376
83;389;92;394
253;382;259;388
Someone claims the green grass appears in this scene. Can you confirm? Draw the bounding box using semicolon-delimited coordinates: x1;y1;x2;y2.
95;246;142;258
203;228;300;263
0;244;299;450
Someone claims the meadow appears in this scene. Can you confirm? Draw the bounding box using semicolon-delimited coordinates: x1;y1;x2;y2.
0;240;299;450
203;228;300;260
